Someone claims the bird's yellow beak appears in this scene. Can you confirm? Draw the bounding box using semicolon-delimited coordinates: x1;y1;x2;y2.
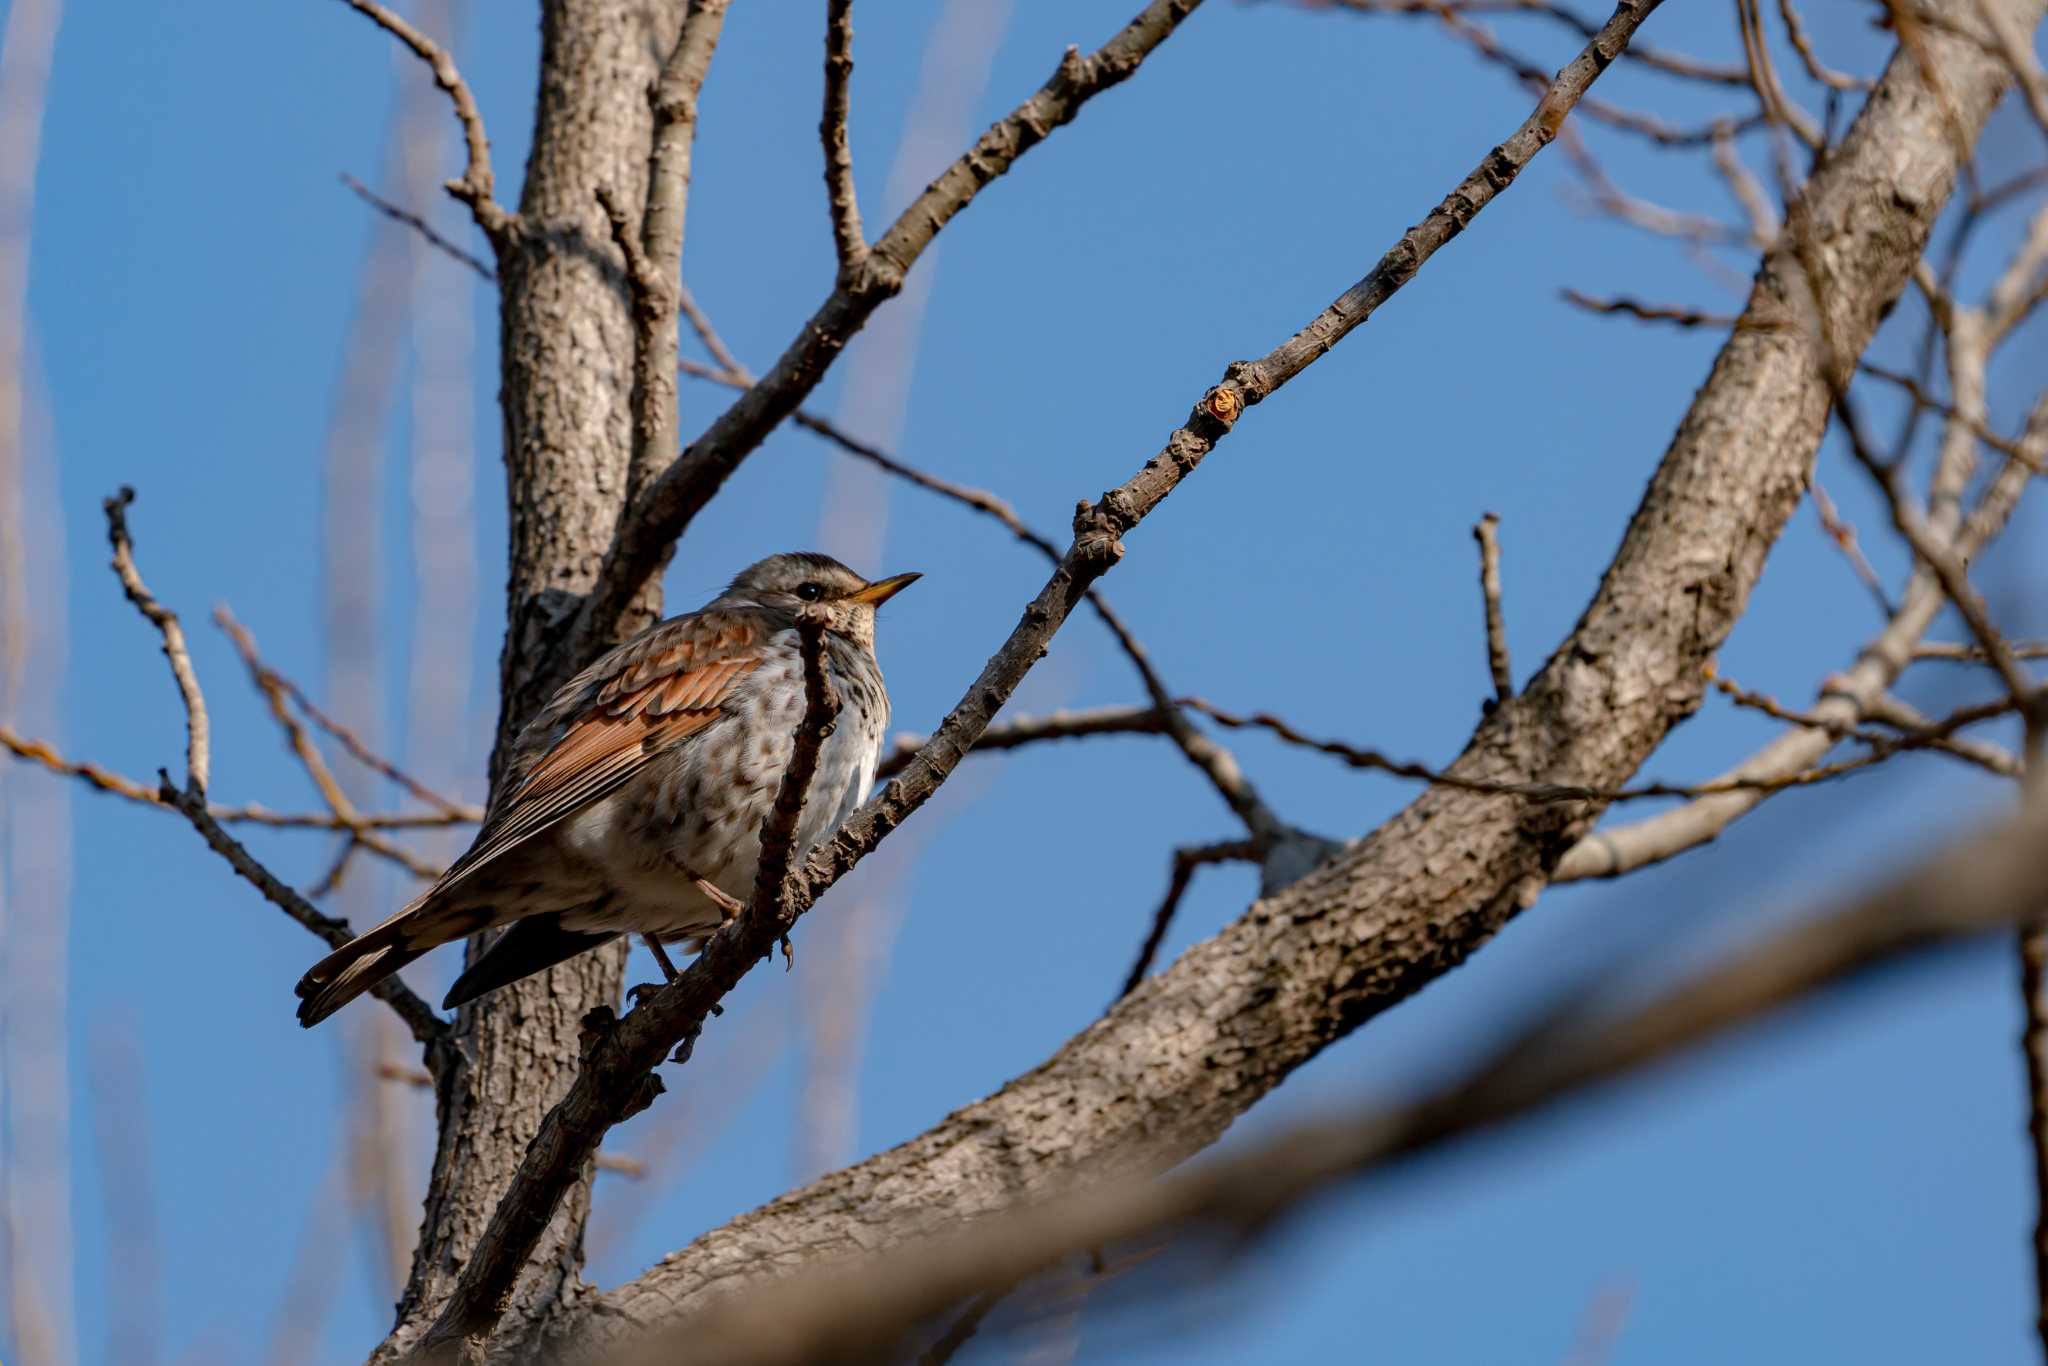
846;571;921;607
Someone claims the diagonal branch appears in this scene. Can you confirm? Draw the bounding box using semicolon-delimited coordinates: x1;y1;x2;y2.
213;608;443;883
340;173;495;283
337;0;511;243
632;796;2048;1366
1117;839;1259;998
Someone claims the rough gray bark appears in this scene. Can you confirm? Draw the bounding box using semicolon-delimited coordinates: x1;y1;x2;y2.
563;1;2041;1347
375;2;684;1359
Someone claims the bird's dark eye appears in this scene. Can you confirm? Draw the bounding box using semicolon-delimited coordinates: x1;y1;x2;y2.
795;582;824;602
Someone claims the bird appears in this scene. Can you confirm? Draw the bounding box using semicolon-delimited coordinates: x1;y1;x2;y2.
294;552;918;1027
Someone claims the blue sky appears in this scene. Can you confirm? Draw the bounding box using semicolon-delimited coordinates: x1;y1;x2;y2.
5;0;2048;1362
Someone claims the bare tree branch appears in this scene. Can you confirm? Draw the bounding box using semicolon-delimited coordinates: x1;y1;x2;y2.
1311;0;1752;85
340;173;495;282
1117;839;1259;998
337;0;510;242
1317;0;1767;145
821;0;867;272
1975;0;2048;147
631;798;2048;1366
1776;0;1869;91
214;608;442;882
104;490;209;799
876;705;1171;782
1473;512;1513;705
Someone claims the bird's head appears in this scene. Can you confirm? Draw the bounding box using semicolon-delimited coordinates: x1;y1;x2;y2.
714;552;920;649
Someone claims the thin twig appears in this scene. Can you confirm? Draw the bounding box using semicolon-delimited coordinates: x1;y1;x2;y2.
1324;0;1766;146
1735;0;1824;150
876;705;1170;782
1836;395;2035;706
214;608;443;882
1714;669;2020;778
1711;124;1780;241
0;727;476;827
1973;0;2048;150
1862;692;2021;778
1314;0;1752;86
1805;476;1895;616
1855;359;2047;472
1915;640;2048;663
1117;840;1259;998
105;488;208;794
1181;695;1980;802
677;286;747;379
339;173;495;281
1559;128;1756;247
159;780;448;1048
1472;513;1513;704
337;0;510;241
1561;289;1741;328
1775;0;1869;91
821;0;867;272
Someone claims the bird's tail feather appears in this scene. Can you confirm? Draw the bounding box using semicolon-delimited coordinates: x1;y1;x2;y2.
295;939;430;1028
441;915;619;1011
295;892;500;1027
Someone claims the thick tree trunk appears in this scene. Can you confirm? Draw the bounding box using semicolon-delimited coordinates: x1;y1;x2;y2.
556;0;2043;1350
375;2;683;1359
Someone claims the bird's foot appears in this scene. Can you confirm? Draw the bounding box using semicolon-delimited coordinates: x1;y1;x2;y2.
625;980;666;1009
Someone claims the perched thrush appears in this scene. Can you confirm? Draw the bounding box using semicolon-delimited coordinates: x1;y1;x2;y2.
294;553;918;1026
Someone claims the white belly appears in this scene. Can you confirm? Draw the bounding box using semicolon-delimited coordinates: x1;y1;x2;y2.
555;694;885;941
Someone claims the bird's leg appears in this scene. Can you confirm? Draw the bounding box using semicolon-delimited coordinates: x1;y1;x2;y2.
627;934;683;1009
666;855;747;924
644;934;681;980
693;875;746;924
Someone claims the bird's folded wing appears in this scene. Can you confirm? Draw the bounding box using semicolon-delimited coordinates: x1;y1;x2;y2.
424;611;774;899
